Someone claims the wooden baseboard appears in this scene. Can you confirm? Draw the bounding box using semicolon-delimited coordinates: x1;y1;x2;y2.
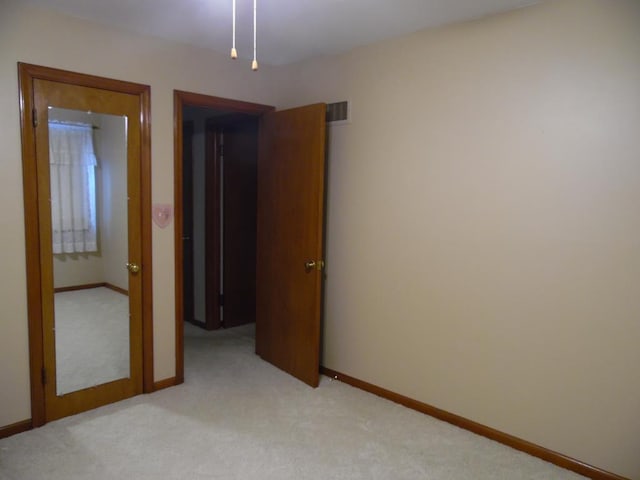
103;283;128;296
153;377;177;391
0;419;32;439
54;282;128;296
54;282;105;293
320;367;628;480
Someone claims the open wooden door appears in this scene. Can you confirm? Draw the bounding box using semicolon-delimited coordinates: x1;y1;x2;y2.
256;103;326;387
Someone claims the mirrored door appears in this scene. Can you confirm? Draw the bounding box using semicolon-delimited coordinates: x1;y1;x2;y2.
32;77;144;421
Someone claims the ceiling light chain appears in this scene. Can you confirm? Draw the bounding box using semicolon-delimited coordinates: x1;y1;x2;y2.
230;0;258;71
252;0;258;71
230;0;238;59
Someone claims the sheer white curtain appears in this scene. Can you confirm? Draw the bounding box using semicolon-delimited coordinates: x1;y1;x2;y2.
49;122;98;254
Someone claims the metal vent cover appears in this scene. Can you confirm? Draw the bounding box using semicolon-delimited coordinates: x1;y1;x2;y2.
326;101;350;124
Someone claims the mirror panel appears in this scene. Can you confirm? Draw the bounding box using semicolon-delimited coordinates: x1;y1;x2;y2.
48;107;130;396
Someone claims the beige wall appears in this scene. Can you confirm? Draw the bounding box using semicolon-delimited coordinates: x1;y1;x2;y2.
182;107;212;324
272;1;640;478
53;253;104;288
99;114;129;291
0;2;279;428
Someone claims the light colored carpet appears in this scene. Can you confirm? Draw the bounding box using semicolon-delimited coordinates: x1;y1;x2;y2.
54;287;129;395
0;323;586;480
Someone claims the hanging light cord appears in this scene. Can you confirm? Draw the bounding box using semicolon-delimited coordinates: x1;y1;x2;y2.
230;0;238;59
230;0;258;70
252;0;258;71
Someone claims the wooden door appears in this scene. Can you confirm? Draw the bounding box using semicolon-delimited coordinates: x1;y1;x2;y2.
256;104;327;387
223;118;258;328
33;79;144;421
203;115;259;329
204;122;222;329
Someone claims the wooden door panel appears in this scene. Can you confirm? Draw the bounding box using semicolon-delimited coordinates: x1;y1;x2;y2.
204;123;222;330
33;79;143;421
256;103;326;387
223;118;258;328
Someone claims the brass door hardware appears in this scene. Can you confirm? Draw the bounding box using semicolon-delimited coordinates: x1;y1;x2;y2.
304;260;324;273
126;263;140;274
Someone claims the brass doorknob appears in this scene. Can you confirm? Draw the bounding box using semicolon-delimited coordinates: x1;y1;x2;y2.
304;260;325;272
126;262;140;274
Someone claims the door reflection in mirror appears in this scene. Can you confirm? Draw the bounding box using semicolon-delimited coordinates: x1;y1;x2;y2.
48;107;130;396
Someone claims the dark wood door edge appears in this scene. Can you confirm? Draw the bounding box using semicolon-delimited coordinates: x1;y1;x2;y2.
204;123;221;330
0;419;32;439
320;367;629;480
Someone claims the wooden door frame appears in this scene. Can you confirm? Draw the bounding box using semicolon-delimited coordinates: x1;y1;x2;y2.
173;90;273;384
18;63;154;427
182;121;196;326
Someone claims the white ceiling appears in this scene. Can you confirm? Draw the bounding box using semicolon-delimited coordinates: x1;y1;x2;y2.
22;0;538;66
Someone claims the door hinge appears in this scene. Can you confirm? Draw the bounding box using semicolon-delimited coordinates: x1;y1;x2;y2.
32;108;38;128
41;366;47;385
218;293;225;307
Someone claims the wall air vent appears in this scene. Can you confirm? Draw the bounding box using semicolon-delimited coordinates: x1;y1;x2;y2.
326;101;350;125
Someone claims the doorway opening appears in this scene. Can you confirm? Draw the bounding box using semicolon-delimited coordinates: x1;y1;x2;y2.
183;108;259;331
173;91;274;383
174;91;327;388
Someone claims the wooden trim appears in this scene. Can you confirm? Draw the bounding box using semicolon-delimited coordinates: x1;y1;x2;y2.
18;62;153;424
173;91;185;386
104;283;129;296
181;120;195;336
19;62;46;428
174;90;274;115
153;377;177;391
0;419;32;439
139;84;154;394
53;282;128;296
19;63;151;95
173;90;274;385
54;283;105;293
320;367;629;480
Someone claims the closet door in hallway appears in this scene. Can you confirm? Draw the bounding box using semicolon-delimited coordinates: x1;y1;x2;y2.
219;117;259;329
